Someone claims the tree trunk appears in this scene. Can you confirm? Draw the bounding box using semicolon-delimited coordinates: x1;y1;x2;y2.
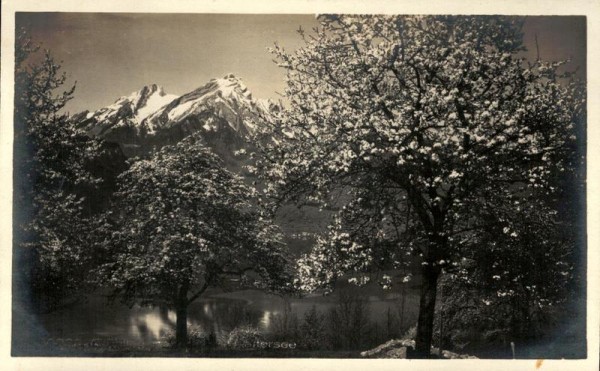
439;278;444;353
175;304;188;348
175;281;190;348
413;263;441;358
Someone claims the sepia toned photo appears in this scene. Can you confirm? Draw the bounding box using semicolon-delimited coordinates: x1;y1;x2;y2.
4;5;594;367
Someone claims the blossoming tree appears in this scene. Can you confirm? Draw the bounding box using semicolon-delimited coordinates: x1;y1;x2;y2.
14;30;104;311
99;134;292;347
252;15;584;357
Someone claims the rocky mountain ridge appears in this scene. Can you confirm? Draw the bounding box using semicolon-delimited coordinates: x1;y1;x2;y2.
72;74;278;158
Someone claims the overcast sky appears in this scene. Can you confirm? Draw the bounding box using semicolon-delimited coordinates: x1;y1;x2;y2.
16;13;586;114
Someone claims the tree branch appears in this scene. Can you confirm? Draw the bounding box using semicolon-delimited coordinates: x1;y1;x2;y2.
186;280;210;305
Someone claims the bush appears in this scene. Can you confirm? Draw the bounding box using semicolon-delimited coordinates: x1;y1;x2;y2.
220;301;262;331
327;289;372;350
270;301;300;343
188;327;218;349
299;305;327;350
162;329;176;347
226;325;263;349
400;325;417;341
161;326;218;349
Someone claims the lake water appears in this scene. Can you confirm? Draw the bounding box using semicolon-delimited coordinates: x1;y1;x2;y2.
37;288;420;346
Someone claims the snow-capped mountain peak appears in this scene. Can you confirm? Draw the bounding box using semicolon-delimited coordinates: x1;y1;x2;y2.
214;73;253;100
133;85;179;123
109;84;179;124
80;84;179;132
74;75;277;157
146;74;270;135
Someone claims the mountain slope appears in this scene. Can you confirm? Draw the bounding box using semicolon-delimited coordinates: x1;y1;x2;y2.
73;74;277;159
73;84;178;136
146;74;272;135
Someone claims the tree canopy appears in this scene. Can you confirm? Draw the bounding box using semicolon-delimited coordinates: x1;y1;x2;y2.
98;134;292;346
252;15;585;357
14;29;104;311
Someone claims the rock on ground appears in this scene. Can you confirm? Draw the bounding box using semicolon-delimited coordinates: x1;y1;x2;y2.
360;339;478;359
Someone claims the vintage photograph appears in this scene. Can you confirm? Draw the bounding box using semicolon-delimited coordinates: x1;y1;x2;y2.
10;12;587;360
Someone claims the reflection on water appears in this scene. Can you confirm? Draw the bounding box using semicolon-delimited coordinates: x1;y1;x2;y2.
39;289;419;345
261;310;280;329
129;307;176;343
